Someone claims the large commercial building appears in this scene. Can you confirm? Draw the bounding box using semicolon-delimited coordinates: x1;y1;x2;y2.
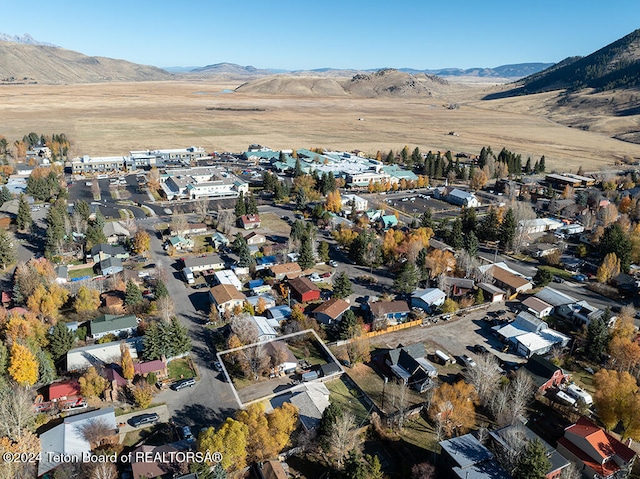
160;166;249;200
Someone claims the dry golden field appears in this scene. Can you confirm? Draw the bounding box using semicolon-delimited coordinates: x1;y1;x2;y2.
1;79;639;172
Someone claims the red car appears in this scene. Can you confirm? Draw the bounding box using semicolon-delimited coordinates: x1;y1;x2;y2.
320;272;332;278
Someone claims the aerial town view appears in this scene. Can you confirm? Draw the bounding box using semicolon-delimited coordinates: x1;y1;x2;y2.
2;2;640;479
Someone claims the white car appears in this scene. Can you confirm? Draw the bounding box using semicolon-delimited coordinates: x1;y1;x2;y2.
461;355;477;368
309;273;322;283
329;260;338;267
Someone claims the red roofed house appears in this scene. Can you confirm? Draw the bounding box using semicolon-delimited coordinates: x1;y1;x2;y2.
288;277;321;303
48;380;81;402
239;214;261;230
1;291;11;307
557;417;636;479
133;360;167;379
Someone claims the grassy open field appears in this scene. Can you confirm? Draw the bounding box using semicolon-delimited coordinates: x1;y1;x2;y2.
1;80;640;172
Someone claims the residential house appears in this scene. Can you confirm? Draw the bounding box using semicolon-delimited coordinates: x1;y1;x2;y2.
369;300;410;325
89;244;129;263
535;287;578;318
98;256;123;276
209;284;247;315
130;444;181;479
572;301;605;326
519;217;564;235
239;214;261;229
38;407;118;476
183;254;225;273
478;283;506;303
246;293;276;311
250;316;278;341
133;359;167;379
490;266;532;297
101;291;125;310
530;243;561;258
379;214;399;230
441;276;475;299
557;417;636;479
439;433;511;479
522;296;553;318
434;187;481;208
386;343;437;392
211;231;230;249
410;288;447;312
490;425;570;479
48;380;81;402
341;194;368;213
170;222;208;236
256;255;277;271
288;277;321;303
88;314;138;340
167;235;194;251
264;341;298;374
103;221;131;244
213;269;243;290
311;298;351;325
288;382;331;432
244;231;266;245
270;262;302;280
521;354;570;393
495;312;570;358
266;305;292;321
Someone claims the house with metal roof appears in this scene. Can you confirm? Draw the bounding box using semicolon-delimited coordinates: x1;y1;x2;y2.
250;316;278;341
534;286;578;312
98;256;123;276
183;254;225;272
439;433;511;479
38;407;117;476
379;214;399;230
478;283;506;302
410;288;446;312
288;277;321;303
89;243;129;263
88;314;138;340
521;296;553;318
266;305;292;321
213;269;243;291
66;338;142;371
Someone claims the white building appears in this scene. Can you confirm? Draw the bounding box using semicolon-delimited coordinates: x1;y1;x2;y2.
250;316;278;341
70;155;128;174
346;170;392;187
66;338;141;371
410;288;447;312
519;218;564;234
128;146;207;169
213;269;243;291
341;194;368;212
160;166;249;200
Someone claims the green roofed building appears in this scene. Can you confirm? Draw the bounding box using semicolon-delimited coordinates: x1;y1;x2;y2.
88;314;138;340
382;165;419;181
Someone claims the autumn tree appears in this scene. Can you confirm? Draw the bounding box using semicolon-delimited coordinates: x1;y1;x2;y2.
8;343;38;386
428;381;478;438
131;383;154;409
198;418;249;471
597;252;621;283
79;366;108;398
120;342;134;380
75;285;100;315
593;368;639;435
27;283;69;321
469;169;488;190
325;189;342;213
424;249;456;279
132;230;151;255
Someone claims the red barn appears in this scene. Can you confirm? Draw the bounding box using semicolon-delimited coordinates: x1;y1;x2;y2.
288;277;321;303
48;380;81;401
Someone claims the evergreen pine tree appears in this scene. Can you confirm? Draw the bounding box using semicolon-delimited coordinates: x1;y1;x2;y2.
169;317;192;355
49;321;76;362
332;272;353;299
16;194;32;231
474;288;485;304
298;237;316;270
586;312;610;361
450;218;464;249
539;155;546;172
318;241;330;262
36;348;57;385
294;157;304;177
464;231;479;257
478;208;500;242
525;157;532;174
420;209;433;229
142;322;163;360
234;192;246;218
125;280;143;306
514;439;552;479
0;186;12;206
338;310;358;340
499;208;516;251
461;207;477;233
385;149;395;164
94;207;106;230
394;262;420;294
0;229;16;270
155;280;169;299
244;193;258;215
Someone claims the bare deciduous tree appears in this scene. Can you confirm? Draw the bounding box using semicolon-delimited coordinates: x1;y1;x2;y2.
329;411;358;469
0;386;35;440
507;370;535;425
75;418;115;450
464;353;503;406
156;296;174;322
217;209;234;234
170;213;188;236
89;462;118;479
193;198;210;223
510;200;536;254
493;424;528;475
230;314;259;345
560;462;582;479
240;343;268;380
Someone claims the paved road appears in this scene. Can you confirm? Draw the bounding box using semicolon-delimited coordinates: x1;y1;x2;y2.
143;222;238;427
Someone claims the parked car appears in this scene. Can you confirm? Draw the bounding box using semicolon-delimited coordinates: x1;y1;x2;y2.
472;344;489;355
553;276;565;283
182;426;194;441
309;273;322;283
129;413;159;427
171;378;196;391
573;274;587;282
329;260;338;267
214;361;223;372
460;355;477;368
320;272;332;278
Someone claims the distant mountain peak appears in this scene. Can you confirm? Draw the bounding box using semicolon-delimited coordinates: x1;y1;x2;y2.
0;32;58;47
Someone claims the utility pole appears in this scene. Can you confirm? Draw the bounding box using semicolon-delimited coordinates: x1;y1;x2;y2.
381;376;388;412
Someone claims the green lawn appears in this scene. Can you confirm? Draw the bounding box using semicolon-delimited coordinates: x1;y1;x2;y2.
539;265;573;280
167;358;196;380
325;377;370;425
68;266;94;279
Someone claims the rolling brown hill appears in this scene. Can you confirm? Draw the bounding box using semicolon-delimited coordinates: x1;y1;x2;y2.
235;68;451;98
0;41;172;84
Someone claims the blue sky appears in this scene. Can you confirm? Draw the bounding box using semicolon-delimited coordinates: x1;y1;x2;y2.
3;0;639;70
